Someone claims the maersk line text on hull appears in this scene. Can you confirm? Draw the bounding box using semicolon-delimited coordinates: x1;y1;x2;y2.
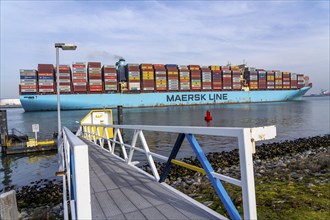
166;93;228;102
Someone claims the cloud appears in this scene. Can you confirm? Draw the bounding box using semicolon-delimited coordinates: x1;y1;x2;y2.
1;1;329;98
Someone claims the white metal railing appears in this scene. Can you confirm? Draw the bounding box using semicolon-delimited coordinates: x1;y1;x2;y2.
58;127;91;220
79;123;276;220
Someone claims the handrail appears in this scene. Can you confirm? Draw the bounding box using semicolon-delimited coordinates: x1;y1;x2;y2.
58;127;91;220
79;123;276;220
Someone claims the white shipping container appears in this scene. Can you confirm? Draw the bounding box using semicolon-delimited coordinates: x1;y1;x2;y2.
20;79;37;83
88;67;101;70
39;89;54;92
103;65;116;68
104;73;117;76
21;89;37;92
59;73;70;76
73;82;87;86
59;79;71;83
128;82;141;89
104;84;117;88
38;82;54;86
291;73;297;80
104;79;117;82
89;79;102;83
72;76;87;79
202;86;212;89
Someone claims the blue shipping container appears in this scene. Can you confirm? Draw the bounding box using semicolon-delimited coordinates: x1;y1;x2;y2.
20;76;37;79
38;76;54;80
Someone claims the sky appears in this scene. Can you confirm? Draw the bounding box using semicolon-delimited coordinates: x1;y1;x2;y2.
0;0;329;98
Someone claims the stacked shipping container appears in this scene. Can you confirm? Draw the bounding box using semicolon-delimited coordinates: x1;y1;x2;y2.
266;71;275;90
19;62;310;95
141;64;154;91
38;64;55;93
88;62;102;92
222;66;232;90
58;65;71;93
244;67;258;90
127;64;141;91
231;66;241;90
297;74;305;89
154;64;167;91
179;65;190;90
201;66;212;90
257;69;267;90
274;71;282;89
166;64;179;91
189;65;201;90
282;72;291;89
290;73;298;89
20;69;38;94
103;65;117;92
72;62;87;93
211;65;222;90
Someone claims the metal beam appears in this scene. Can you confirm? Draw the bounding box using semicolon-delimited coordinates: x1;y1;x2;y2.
159;133;185;182
186;134;242;220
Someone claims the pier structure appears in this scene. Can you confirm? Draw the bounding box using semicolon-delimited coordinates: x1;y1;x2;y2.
58;124;276;219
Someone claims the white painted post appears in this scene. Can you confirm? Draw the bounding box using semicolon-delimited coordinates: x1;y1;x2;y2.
238;128;257;219
72;143;91;219
0;190;18;220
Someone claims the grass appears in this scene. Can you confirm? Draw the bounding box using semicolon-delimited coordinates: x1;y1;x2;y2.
188;176;330;219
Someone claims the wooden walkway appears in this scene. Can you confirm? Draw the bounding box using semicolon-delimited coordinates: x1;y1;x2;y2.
87;141;226;219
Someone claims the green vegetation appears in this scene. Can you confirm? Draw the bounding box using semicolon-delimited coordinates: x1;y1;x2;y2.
164;135;330;219
186;176;330;219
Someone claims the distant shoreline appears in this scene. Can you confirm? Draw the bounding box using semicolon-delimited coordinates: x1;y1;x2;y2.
303;93;330;97
0;105;22;108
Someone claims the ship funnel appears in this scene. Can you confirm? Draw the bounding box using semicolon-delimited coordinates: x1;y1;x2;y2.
116;58;126;82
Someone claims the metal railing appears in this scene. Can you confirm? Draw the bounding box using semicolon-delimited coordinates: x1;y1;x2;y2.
79;124;276;220
58;127;91;220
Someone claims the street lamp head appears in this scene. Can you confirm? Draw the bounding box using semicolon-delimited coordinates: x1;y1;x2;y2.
55;43;77;50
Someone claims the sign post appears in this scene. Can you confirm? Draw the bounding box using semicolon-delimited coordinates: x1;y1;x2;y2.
32;124;39;143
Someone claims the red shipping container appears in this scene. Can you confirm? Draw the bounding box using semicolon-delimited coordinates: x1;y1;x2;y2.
104;75;117;80
39;85;54;89
72;79;87;83
88;62;101;68
73;86;87;92
38;73;54;77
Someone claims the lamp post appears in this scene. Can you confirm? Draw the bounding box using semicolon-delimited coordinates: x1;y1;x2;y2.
55;43;77;145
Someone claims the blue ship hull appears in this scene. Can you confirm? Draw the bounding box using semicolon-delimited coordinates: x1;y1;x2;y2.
20;87;311;111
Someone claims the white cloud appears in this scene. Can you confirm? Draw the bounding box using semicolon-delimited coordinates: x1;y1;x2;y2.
1;0;329;98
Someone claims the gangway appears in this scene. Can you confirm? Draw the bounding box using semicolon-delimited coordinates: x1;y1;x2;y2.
58;121;276;219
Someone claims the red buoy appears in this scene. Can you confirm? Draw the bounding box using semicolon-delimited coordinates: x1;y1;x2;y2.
204;110;212;121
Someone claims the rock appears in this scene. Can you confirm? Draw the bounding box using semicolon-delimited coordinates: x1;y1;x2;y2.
255;159;261;165
306;183;315;188
19;211;28;219
203;201;213;207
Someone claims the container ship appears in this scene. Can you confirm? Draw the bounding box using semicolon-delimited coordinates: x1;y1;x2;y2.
19;59;312;112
